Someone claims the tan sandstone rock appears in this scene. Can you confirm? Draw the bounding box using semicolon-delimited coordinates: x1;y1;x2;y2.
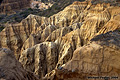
0;1;120;79
21;24;56;53
0;48;39;80
48;30;120;80
19;42;58;78
0;14;48;59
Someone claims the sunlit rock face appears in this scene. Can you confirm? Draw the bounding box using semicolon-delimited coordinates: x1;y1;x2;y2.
0;15;48;59
19;42;58;78
46;30;120;80
0;1;120;79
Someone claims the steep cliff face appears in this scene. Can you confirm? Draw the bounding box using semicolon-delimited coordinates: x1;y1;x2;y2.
47;30;120;80
79;3;120;45
0;48;39;80
54;29;82;68
0;1;120;79
0;0;31;14
0;1;88;59
0;15;47;59
21;24;56;53
45;27;73;42
19;42;58;78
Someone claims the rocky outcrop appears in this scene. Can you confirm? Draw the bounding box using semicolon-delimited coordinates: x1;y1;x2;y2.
0;0;31;14
54;29;82;68
0;1;88;59
0;48;39;80
0;0;120;66
79;4;120;45
19;42;58;78
0;1;120;79
47;30;120;80
20;24;81;78
0;15;47;59
97;7;120;34
45;27;73;42
49;1;88;27
21;24;56;53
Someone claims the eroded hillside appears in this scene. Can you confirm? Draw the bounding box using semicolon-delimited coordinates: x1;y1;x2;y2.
0;0;31;14
0;0;120;80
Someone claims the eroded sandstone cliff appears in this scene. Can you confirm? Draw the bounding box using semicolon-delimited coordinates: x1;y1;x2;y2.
46;30;120;80
0;0;31;14
0;1;120;80
19;42;58;78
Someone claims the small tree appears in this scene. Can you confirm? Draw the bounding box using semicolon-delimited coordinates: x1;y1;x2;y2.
35;4;39;9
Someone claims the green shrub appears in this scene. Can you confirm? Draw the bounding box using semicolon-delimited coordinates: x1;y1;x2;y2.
0;26;5;32
28;8;33;11
119;29;120;32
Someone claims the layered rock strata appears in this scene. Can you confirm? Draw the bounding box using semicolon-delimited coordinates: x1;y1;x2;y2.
0;1;120;79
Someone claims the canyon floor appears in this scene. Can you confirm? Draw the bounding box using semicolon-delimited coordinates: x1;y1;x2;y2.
0;0;120;80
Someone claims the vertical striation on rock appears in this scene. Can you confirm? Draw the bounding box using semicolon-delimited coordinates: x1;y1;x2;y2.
47;30;120;80
0;1;120;79
21;24;56;53
19;42;58;79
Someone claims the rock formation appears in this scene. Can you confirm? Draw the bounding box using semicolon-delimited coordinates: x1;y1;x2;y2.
0;15;48;59
0;1;120;80
0;1;88;59
45;26;74;42
21;24;56;53
19;42;58;78
46;30;120;80
0;0;31;14
0;48;39;80
54;29;82;68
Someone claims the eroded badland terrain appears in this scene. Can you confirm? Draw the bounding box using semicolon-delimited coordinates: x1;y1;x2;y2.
0;0;120;80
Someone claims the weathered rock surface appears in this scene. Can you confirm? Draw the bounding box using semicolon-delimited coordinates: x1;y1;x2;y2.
0;1;87;59
0;15;47;59
0;0;31;14
0;1;89;59
47;30;120;80
21;24;56;53
19;42;58;78
0;1;120;79
45;27;73;42
55;29;82;68
0;48;39;80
